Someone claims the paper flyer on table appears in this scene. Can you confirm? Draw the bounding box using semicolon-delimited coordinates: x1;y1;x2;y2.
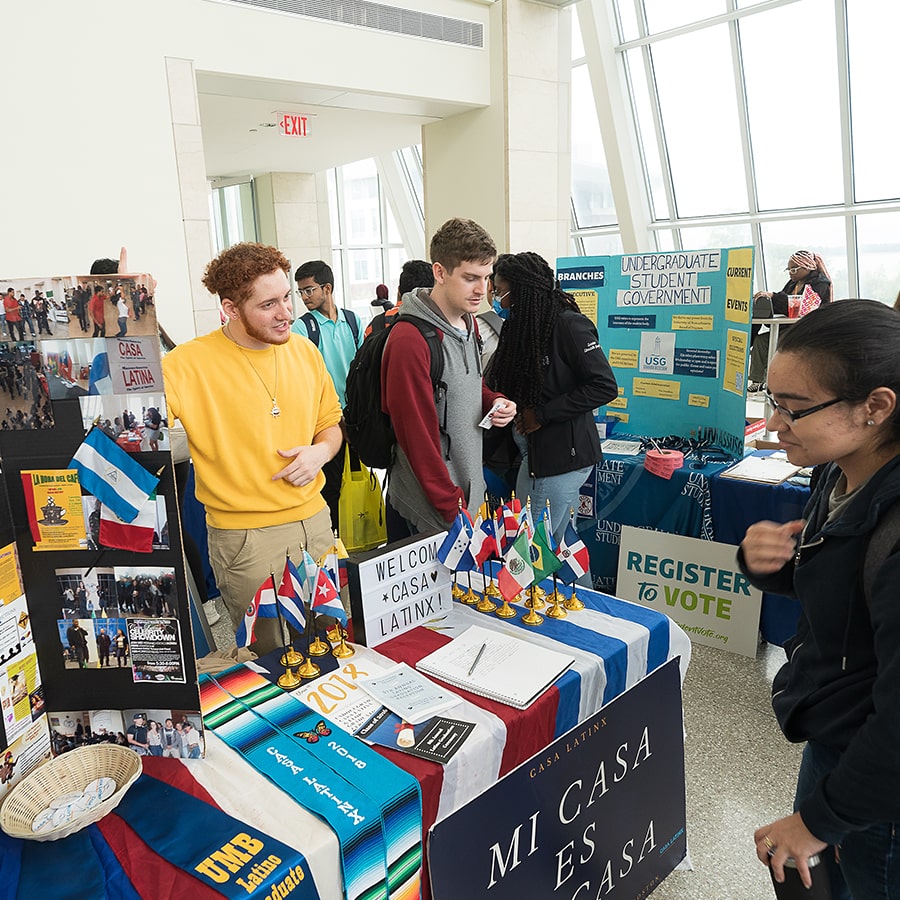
357;662;460;725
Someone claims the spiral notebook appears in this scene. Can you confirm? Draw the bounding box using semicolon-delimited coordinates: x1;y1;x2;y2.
415;624;574;710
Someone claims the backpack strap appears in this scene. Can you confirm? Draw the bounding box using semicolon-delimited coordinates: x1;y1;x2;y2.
342;308;361;346
863;498;900;605
299;312;320;348
398;315;450;460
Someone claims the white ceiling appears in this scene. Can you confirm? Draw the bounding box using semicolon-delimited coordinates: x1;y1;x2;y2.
197;71;477;180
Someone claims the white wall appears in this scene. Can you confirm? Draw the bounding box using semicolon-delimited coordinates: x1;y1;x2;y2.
1;0;492;342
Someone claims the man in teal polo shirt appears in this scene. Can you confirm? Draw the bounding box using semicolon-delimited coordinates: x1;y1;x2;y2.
292;260;363;530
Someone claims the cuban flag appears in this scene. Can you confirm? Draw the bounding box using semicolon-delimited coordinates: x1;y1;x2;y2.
70;427;159;523
437;508;475;571
498;526;534;601
235;575;278;647
556;517;591;584
277;558;307;633
469;512;500;566
311;567;347;626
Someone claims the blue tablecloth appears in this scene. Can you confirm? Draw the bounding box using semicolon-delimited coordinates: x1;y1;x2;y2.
577;453;727;593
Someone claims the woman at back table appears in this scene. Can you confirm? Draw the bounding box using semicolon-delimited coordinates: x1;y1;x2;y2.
748;250;832;391
739;300;900;899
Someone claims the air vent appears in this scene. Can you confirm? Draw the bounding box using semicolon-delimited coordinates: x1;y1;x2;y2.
212;0;484;48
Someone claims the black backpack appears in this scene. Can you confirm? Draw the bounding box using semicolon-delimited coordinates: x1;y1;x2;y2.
343;315;444;469
298;308;360;347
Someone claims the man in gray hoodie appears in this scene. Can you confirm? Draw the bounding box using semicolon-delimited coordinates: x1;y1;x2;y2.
381;218;517;534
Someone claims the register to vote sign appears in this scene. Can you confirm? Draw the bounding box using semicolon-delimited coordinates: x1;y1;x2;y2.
615;526;762;657
347;531;453;649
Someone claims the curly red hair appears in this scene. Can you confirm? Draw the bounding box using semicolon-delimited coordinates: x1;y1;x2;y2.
202;243;290;307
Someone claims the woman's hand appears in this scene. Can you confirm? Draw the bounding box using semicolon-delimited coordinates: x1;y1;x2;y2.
740;519;805;575
754;813;828;889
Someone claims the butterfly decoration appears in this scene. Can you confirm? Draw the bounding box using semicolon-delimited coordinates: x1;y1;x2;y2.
294;721;332;744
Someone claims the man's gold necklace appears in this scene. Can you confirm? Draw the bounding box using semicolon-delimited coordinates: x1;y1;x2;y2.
225;321;281;418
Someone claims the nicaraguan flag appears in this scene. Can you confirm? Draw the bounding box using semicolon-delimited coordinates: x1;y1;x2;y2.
556;517;591;583
498;526;534;600
311;567;347;626
437;509;475;571
277;558;307;632
70;427;159;523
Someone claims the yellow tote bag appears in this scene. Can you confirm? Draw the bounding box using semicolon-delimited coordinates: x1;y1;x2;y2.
338;446;387;552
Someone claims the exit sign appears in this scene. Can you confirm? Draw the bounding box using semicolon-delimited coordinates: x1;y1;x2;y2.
279;113;310;137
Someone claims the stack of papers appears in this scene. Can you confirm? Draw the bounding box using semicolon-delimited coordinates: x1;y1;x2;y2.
719;452;801;484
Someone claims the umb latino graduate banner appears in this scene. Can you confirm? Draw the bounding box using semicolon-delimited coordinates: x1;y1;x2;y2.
428;659;686;900
557;248;754;457
347;530;452;648
616;525;763;658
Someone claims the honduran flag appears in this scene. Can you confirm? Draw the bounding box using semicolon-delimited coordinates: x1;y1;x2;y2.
70;427;159;523
276;557;307;633
437;508;475;571
311;567;347;626
556;516;591;583
235;575;278;647
98;496;156;553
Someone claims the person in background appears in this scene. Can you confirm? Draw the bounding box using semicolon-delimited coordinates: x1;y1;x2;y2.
183;721;202;759
147;719;163;756
18;294;35;337
89;283;107;338
114;628;128;666
382;218;516;533
144;406;162;452
3;289;24;342
740;300;900;899
126;713;150;756
96;628;111;667
486;251;618;541
162;717;182;758
290;259;363;532
364;259;434;338
371;283;393;311
748;250;833;391
114;287;129;337
163;243;341;654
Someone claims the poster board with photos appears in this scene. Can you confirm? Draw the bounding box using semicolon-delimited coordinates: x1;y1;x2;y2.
0;271;202;784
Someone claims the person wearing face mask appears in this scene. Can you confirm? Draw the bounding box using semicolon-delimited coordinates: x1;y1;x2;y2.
476;265;510;370
748;250;833;391
485;251;618;542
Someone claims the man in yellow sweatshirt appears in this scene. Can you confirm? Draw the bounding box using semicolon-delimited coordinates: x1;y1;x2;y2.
162;243;342;654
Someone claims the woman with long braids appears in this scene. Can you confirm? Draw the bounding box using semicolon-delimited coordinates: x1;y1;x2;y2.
486;251;618;541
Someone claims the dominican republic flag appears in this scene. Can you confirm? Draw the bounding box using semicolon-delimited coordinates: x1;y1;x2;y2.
556;516;591;583
498;526;534;601
276;558;307;633
70;427;159;523
437;508;475;571
499;496;522;552
87;347;112;394
311;567;347;626
98;495;156;553
469;512;500;566
235;575;278;647
531;509;561;582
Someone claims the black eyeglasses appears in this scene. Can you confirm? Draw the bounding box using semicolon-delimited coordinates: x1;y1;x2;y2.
764;390;844;423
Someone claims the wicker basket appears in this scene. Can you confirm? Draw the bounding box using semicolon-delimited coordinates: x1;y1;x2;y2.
1;744;142;841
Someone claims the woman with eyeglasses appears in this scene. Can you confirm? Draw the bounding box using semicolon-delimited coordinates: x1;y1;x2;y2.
484;251;618;542
740;300;900;899
748;250;833;391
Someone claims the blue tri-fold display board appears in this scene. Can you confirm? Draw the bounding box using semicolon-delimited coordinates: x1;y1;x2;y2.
557;248;754;458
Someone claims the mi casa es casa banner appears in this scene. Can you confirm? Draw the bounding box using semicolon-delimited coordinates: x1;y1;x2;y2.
615;525;763;658
428;660;686;900
557;248;754;457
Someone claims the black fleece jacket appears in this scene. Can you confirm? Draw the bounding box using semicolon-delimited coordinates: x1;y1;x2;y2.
738;456;900;844
526;308;618;478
